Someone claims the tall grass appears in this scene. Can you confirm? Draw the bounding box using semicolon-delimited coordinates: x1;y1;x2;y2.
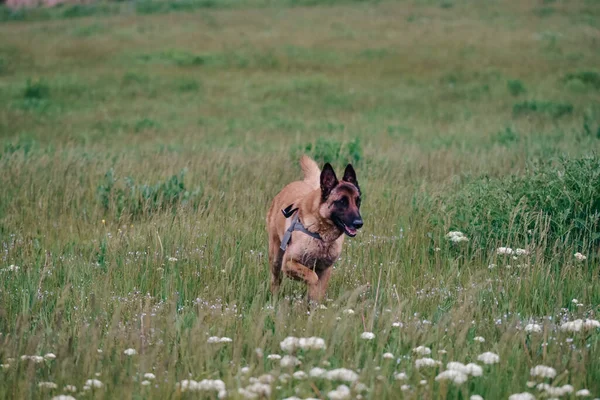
0;0;599;398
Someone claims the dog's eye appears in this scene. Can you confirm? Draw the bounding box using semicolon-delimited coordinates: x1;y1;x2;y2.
356;197;361;207
335;197;348;207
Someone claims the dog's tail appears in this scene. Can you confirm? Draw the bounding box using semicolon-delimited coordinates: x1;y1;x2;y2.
300;155;320;189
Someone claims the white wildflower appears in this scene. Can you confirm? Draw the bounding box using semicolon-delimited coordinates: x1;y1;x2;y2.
530;365;556;379
497;247;514;255
415;358;441;369
280;336;326;352
141;380;151;386
401;384;410;391
178;380;198;392
576;389;590;397
392;322;403;328
144;373;156;380
22;355;45;363
38;382;58;389
44;353;56;360
574;252;587;261
239;382;271;398
328;385;351;400
343;309;355;315
64;385;77;392
477;352;500;364
539;384;574;396
309;367;327;378
360;332;375;340
207;336;232;344
0;364;9;369
325;368;359;382
561;319;583;332
470;396;484;400
52;396;77;400
474;336;485;343
167;257;178;262
447;362;483;377
280;355;301;368
525;324;542;333
584;319;600;329
293;371;307;380
413;346;431;355
383;352;394;359
85;379;104;388
395;372;408;380
465;363;483;376
240;367;250;374
267;354;282;360
297;337;326;350
197;379;227;399
515;248;529;256
446;231;469;243
123;348;137;356
435;370;468;384
4;265;19;272
420;379;427;385
508;393;535;400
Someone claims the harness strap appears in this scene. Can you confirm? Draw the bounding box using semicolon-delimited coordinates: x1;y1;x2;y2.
280;209;323;251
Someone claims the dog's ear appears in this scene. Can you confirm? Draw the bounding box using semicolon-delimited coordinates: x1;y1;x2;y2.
342;164;360;192
320;163;339;201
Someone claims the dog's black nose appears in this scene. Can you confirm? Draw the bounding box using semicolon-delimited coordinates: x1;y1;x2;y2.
353;219;363;229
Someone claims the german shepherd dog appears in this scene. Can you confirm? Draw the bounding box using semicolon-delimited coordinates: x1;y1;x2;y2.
266;156;363;302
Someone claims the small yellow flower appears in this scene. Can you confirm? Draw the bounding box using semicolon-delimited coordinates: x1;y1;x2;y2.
101;219;106;225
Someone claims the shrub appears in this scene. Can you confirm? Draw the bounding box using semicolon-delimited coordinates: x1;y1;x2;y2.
513;100;573;119
492;126;519;146
176;79;200;92
507;79;526;96
583;112;600;139
134;118;160;132
97;169;202;218
122;72;150;85
290;137;362;165
438;155;600;252
564;71;600;90
23;78;49;100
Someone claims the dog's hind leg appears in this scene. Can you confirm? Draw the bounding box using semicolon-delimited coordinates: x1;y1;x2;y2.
269;235;284;294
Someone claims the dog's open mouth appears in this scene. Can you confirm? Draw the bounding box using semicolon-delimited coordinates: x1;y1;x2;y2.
334;218;358;237
343;224;358;237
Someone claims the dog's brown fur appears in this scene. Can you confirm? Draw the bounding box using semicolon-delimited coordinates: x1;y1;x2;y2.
266;156;362;302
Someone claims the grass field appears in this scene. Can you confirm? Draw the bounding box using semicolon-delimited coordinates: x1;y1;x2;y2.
1;0;600;399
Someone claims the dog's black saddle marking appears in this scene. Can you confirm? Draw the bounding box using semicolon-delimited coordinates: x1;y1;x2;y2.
280;206;323;251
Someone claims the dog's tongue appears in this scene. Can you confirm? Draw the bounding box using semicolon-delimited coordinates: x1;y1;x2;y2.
345;226;357;236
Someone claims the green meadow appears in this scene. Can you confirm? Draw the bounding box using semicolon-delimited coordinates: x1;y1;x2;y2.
1;0;600;398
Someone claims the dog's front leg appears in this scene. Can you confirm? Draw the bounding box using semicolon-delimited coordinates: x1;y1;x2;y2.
283;259;319;296
308;267;331;302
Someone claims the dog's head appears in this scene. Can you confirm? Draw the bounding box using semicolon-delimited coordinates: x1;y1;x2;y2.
319;163;363;237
